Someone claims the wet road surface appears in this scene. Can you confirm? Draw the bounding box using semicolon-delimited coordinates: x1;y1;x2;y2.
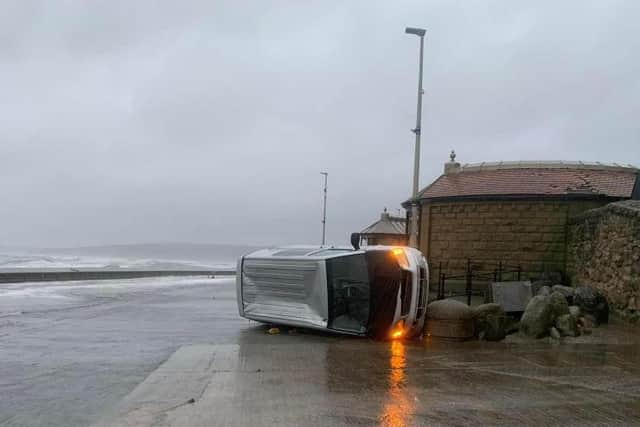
98;327;640;426
2;277;640;426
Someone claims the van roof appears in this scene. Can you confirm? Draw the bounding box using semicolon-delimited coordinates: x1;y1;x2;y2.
243;245;404;260
244;246;356;259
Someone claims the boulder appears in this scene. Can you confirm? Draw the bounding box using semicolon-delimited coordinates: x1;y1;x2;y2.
574;286;609;325
552;285;575;304
569;305;581;319
549;291;570;318
555;314;579;337
426;299;474;340
531;281;548;296
531;271;563;287
520;295;555;338
472;303;506;341
428;299;473;320
472;302;502;317
537;286;551;296
550;326;561;340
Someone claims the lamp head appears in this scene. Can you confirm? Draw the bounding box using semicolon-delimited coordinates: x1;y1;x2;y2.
405;27;426;37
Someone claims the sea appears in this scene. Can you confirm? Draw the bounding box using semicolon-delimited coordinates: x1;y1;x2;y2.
0;243;260;272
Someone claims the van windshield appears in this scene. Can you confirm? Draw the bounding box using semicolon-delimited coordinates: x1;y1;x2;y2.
326;251;403;337
326;254;370;333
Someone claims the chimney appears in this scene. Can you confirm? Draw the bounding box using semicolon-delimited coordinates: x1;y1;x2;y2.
381;207;390;221
444;150;461;174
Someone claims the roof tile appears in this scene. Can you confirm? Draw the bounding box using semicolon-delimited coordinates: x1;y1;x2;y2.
418;168;637;200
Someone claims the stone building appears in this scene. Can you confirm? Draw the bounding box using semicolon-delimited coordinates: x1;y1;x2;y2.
359;209;407;246
567;200;640;319
403;153;639;277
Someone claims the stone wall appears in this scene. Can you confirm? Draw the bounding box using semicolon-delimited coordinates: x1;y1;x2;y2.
419;200;605;278
567;200;640;318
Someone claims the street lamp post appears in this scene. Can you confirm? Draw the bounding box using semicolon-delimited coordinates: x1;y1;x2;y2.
321;172;328;245
405;26;426;248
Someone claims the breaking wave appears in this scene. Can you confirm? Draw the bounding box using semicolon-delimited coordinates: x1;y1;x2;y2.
0;253;232;271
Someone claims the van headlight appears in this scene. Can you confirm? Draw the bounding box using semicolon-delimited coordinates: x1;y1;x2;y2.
391;248;409;270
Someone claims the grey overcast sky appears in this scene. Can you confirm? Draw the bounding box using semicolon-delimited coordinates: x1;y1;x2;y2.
1;1;639;248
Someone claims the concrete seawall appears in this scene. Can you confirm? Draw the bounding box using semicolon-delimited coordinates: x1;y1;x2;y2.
0;269;235;284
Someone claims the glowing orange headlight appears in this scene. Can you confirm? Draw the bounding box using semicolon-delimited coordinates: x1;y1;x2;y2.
391;247;409;269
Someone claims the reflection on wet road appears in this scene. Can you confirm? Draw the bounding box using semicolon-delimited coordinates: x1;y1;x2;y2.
380;341;413;427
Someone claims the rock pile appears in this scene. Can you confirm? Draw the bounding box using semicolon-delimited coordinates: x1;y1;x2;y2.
427;284;610;341
472;303;506;341
552;285;575;304
519;284;609;339
519;295;557;338
574;286;609;325
555;314;579;337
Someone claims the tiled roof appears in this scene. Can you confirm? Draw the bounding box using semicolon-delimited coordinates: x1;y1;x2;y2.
360;212;406;235
416;162;638;201
458;160;637;172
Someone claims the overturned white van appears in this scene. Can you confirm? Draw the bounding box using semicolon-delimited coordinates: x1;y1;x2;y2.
236;242;428;339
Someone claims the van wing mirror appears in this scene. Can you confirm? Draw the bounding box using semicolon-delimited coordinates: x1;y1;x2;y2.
350;233;361;250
